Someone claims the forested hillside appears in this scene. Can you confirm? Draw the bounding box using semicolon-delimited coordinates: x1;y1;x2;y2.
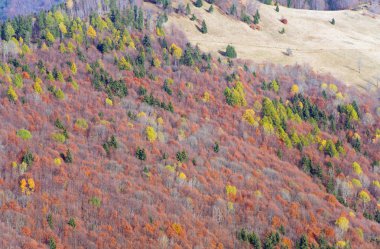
0;0;64;20
0;0;379;248
259;0;371;10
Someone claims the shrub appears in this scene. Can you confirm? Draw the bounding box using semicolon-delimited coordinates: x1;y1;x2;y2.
279;17;288;25
17;129;32;140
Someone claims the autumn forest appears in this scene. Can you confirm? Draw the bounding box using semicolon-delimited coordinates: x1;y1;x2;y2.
0;0;379;249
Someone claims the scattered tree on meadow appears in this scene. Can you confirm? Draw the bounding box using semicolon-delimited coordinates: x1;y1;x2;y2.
208;4;214;13
200;20;208;34
195;0;203;8
225;44;237;58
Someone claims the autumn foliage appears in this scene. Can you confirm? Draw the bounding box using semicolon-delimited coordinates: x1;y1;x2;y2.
0;1;379;249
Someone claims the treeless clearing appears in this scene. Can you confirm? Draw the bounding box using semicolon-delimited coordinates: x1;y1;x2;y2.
165;1;380;91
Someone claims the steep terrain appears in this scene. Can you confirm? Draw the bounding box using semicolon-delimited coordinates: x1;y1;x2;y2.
166;1;380;91
0;1;379;249
264;0;371;10
0;0;64;20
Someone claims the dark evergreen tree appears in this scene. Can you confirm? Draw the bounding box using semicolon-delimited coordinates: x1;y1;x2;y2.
248;232;261;249
225;44;237;58
136;8;144;31
200;20;207;34
229;4;237;16
186;3;191;15
213;142;219;153
136;147;147;161
253;10;260;24
296;234;309;249
208;4;214;13
194;0;203;8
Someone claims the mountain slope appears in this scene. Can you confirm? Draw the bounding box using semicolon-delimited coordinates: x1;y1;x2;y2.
0;0;64;20
0;1;379;249
166;1;380;91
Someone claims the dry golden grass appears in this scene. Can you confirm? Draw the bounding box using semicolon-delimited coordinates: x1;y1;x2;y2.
165;1;380;90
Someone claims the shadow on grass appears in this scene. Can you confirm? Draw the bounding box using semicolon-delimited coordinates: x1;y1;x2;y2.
218;50;226;57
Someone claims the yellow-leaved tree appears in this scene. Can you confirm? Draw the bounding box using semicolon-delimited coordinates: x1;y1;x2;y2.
71;61;77;75
7;85;18;102
352;162;362;175
59;22;67;35
66;0;74;9
146;126;157;142
335;216;349;233
358;190;370;207
226;184;237;199
242;109;260;127
170;43;182;60
290;84;299;94
87;25;97;40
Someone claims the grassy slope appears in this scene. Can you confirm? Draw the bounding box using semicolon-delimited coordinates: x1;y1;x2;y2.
165;1;380;91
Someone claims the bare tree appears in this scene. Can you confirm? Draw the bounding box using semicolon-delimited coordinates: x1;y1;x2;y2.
246;0;259;16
